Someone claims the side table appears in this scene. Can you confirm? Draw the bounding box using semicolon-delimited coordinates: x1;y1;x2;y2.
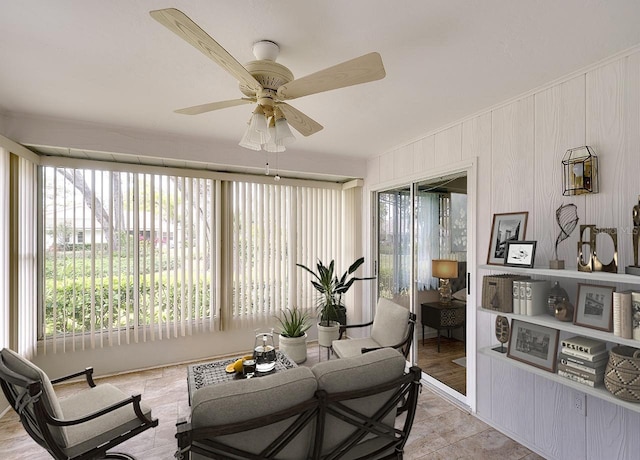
420;301;466;352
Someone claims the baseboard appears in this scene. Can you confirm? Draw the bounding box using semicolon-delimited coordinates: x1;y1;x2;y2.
421;378;471;413
474;412;553;460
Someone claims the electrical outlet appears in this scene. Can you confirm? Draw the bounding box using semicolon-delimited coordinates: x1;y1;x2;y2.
572;391;586;416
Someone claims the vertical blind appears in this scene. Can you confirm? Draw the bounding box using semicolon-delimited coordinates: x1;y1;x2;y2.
41;163;356;349
0;148;38;358
42;168;217;352
17;157;38;358
0;148;9;350
225;182;344;329
294;186;344;315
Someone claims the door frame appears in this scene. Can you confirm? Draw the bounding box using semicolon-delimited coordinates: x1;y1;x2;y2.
365;158;477;411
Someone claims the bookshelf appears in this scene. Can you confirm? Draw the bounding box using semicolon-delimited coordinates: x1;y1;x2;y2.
478;346;640;414
478;264;640;412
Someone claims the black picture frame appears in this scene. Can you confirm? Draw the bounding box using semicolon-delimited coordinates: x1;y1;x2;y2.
504;241;537;268
487;212;528;265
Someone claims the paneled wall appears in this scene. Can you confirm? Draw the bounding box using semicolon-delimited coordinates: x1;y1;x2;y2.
365;47;640;459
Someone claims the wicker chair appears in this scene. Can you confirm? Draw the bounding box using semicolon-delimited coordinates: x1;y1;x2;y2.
0;348;158;460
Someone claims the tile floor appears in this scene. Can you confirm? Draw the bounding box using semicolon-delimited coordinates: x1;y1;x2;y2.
0;345;544;459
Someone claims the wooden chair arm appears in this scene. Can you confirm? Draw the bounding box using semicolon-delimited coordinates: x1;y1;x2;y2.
51;367;95;387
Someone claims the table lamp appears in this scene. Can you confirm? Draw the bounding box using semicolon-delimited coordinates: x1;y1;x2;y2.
432;259;458;304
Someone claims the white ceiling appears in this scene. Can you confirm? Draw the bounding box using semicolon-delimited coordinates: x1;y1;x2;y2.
2;0;640;166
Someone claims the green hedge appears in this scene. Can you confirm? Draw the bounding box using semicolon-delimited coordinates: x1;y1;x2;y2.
44;275;212;335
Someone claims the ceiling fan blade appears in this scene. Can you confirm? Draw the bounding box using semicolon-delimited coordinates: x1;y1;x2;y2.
150;8;262;93
277;52;385;100
278;103;323;137
175;98;254;115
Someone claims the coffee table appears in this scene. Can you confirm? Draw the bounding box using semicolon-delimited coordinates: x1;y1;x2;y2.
187;350;297;404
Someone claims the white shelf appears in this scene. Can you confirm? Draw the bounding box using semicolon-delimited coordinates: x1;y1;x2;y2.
479;346;640;414
478;264;640;285
476;308;640;348
478;263;640;414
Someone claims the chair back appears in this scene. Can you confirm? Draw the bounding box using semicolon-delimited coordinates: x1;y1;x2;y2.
0;348;67;455
311;348;420;459
370;298;411;347
187;366;318;460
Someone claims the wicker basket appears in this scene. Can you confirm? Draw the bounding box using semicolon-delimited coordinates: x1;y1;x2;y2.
481;274;529;313
604;346;640;403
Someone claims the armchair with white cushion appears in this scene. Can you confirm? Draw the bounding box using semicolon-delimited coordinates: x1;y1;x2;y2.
332;298;416;359
0;348;158;460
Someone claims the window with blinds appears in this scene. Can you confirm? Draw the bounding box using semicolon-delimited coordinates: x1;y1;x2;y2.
225;182;343;329
42;167;217;351
41;164;353;349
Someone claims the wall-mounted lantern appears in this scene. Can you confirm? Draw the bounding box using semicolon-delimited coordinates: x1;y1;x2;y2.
562;146;598;196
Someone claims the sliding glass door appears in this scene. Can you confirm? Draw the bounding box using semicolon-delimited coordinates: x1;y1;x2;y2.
377;173;468;397
377;186;412;307
413;175;467;396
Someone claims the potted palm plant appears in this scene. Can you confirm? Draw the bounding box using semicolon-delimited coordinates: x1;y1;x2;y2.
297;257;374;348
275;307;311;364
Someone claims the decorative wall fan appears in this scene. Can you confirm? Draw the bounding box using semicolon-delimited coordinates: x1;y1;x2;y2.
150;8;386;151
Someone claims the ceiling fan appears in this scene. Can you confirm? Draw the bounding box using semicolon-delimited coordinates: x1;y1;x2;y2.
150;8;386;151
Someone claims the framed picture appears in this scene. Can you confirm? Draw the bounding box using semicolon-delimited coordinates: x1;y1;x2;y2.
504;240;537;268
507;319;559;372
487;212;528;265
573;283;615;332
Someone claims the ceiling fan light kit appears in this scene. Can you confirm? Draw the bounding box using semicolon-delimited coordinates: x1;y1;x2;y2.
264;118;286;153
150;8;386;152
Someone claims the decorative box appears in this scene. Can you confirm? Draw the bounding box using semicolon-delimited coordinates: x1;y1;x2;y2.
481;274;530;313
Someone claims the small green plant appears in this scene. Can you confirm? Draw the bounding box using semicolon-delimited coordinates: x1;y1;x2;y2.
275;307;311;338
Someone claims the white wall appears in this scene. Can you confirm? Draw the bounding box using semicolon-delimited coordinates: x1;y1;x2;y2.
365;47;640;459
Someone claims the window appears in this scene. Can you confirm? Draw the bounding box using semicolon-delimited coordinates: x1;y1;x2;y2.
41;163;353;349
223;181;344;329
42;167;216;351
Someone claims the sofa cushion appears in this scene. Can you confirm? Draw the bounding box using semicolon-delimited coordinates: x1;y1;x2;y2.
1;348;67;446
191;366;317;460
311;348;406;457
370;298;410;346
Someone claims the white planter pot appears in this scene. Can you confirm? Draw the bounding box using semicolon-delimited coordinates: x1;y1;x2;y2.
317;321;340;348
278;333;308;364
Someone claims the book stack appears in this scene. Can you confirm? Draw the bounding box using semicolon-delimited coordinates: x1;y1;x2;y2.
613;290;640;339
557;336;608;387
512;279;548;316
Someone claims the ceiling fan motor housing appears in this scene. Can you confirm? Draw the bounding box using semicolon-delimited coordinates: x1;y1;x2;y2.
239;60;294;99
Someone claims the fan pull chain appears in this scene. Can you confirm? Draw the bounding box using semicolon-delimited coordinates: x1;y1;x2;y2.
265;151;270;176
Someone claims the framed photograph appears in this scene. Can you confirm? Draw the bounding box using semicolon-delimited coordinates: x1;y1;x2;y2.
487;212;528;265
507;319;559;372
573;283;615;332
504;240;537;268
